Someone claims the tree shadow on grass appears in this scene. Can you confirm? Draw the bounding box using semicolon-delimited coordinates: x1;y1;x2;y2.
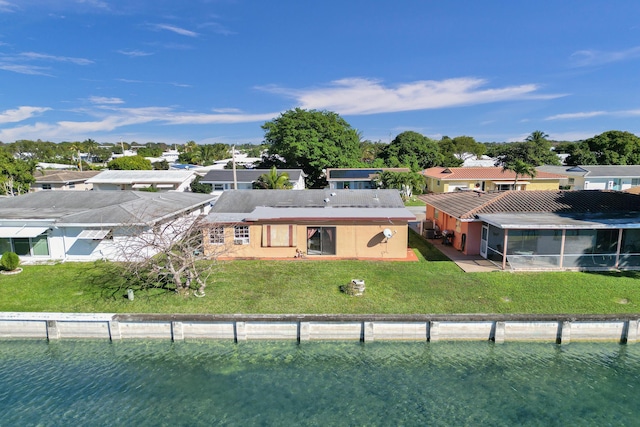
408;230;450;262
79;260;175;301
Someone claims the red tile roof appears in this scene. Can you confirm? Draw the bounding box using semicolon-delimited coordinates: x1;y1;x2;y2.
421;167;566;181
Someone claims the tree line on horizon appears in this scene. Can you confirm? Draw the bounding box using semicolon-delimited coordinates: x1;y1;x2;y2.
2;108;640;194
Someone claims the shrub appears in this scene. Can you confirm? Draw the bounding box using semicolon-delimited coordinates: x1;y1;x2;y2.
1;252;20;271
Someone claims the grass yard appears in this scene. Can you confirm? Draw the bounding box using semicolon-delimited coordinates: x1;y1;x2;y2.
1;232;640;314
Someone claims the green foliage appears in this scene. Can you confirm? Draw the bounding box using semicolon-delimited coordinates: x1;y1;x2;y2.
501;159;537;186
254;166;292;189
107;155;153;170
152;160;170;170
493;131;560;167
381;131;443;171
374;170;426;198
0;252;20;271
0;149;36;195
190;175;213;193
261;108;362;188
579;130;640;165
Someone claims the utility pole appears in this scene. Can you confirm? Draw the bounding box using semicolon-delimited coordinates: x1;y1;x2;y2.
232;145;238;190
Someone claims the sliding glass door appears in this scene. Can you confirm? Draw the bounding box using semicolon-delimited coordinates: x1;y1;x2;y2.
307;227;336;255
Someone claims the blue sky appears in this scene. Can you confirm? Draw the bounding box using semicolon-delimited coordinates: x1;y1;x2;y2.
1;0;640;146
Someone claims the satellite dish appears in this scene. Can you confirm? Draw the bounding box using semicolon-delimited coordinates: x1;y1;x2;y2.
383;228;394;239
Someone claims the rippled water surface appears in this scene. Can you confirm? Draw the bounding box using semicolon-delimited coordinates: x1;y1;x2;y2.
0;340;638;426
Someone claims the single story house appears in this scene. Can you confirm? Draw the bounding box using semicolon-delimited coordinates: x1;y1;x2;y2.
419;190;640;271
326;168;411;190
422;167;565;193
32;170;101;192
85;170;196;191
0;191;215;262
200;169;306;193
202;189;416;259
537;165;640;191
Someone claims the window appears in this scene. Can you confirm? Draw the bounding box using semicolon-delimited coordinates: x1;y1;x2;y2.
632;178;640;186
209;227;225;245
0;235;50;257
234;225;250;245
307;227;336;255
41;184;52;190
496;184;513;191
68;182;75;189
262;224;296;247
568;178;575;184
213;184;224;190
434;209;439;219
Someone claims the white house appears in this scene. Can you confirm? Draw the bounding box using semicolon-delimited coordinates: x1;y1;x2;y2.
86;170;196;192
200;169;306;194
537;165;640;191
0;191;215;262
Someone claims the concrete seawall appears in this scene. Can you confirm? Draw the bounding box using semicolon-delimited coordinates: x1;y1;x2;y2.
0;313;639;344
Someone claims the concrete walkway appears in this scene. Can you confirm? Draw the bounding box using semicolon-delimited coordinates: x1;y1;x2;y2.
426;238;501;273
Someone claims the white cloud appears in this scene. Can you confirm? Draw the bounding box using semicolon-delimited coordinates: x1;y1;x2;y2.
117;49;153;57
0;104;277;142
261;77;563;116
546;111;607;120
570;46;640;67
0;0;17;12
19;51;93;65
0;106;50;124
153;24;198;37
89;96;124;105
0;63;52;75
546;109;640;121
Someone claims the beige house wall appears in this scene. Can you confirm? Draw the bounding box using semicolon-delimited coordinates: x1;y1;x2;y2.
426;178;561;193
204;222;410;259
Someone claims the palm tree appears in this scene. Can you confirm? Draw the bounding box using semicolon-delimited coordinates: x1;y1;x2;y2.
502;159;537;190
525;130;549;144
254;166;292;189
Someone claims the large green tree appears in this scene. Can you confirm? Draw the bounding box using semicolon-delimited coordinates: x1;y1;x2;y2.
578;130;640;165
261;108;362;188
381;131;443;171
107;155;152;170
0;149;36;195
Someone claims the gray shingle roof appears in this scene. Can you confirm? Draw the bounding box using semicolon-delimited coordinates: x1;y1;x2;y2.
207;189;414;222
0;191;215;225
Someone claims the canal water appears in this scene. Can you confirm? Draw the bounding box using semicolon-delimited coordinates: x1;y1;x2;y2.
0;340;638;426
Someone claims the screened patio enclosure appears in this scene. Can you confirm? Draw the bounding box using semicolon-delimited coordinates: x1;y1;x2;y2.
477;212;640;270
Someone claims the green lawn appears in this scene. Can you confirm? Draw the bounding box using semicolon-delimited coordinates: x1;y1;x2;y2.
2;232;640;314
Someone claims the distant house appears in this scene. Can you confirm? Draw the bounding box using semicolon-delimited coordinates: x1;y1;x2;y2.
0;191;215;262
200;169;306;193
419;190;640;271
537;165;640;191
326;168;411;190
422;167;565;193
202;189;416;260
86;170;196;191
33;170;101;192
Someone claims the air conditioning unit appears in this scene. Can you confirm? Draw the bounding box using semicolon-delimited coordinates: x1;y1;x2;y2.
234;238;249;245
